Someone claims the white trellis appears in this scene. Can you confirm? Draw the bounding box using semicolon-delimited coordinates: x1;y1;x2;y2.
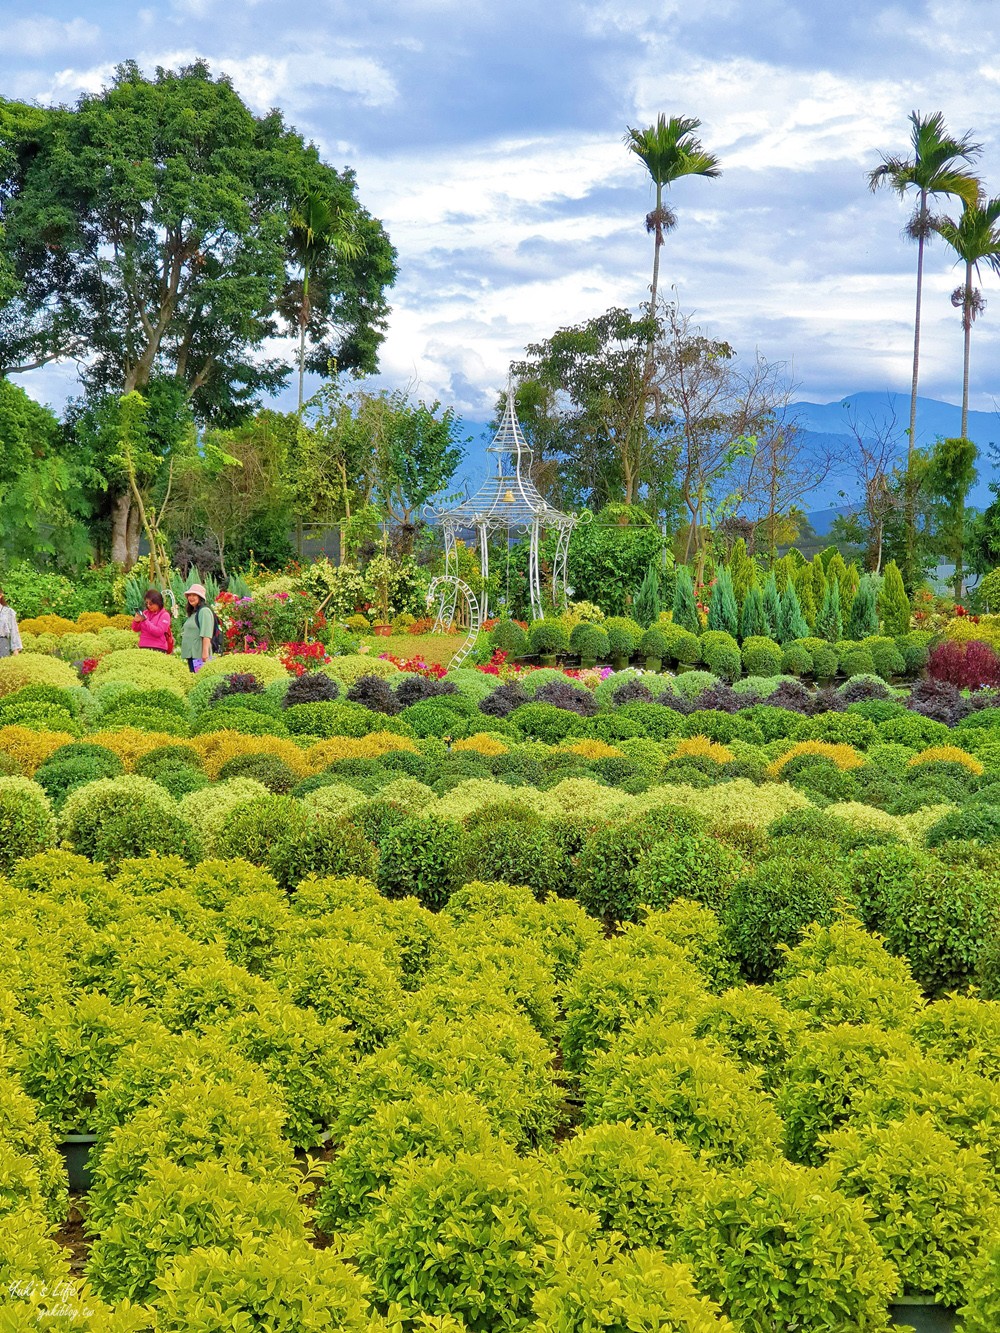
430;378;576;626
426;575;481;669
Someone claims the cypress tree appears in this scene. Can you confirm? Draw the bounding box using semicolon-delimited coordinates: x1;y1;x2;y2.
762;572;781;638
816;578;843;643
707;567;739;637
777;580;810;643
633;562;661;628
794;564;817;629
847;574;879;639
773;553;795;593
728;539;757;609
878;561;911;636
672;565;701;635
811;556;828;614
739;583;768;641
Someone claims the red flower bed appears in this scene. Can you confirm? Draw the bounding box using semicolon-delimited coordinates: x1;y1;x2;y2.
377;652;447;679
279;641;331;677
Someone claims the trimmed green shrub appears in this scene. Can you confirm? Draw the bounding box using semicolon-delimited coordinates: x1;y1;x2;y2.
491;620;529;656
677;1159;896;1331
353;1146;594;1331
0;778;55;873
661;624;701;666
274;936;404;1052
570;621;610;662
556;1121;709;1251
315;1088;500;1230
741;636;782;677
152;1233;378;1333
632;832;744;914
377;814;465;909
878;559;910;635
693;988;801;1090
825;1113;995;1306
85;1159;306;1304
582;1019;784;1167
268;809;378;891
529;619;570;656
59;776;200;868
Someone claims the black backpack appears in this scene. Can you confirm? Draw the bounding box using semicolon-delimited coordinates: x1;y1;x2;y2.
209;608;225;656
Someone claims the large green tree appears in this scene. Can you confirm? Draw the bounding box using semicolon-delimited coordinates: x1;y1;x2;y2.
926;435;978;598
0;60;396;562
934;196;1000;440
868;111;980;582
512;306;670;509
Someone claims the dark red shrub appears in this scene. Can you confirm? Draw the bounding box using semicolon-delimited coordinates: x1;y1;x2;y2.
928;639;1000;691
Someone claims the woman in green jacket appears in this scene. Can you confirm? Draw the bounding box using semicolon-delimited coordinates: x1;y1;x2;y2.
181;584;214;673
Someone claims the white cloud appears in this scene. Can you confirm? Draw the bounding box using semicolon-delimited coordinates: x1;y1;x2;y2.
4;17;100;56
216;52;397;111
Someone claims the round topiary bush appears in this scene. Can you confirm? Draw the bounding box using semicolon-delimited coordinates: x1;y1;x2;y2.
217;752;300;794
491;620;529;657
570;621;610;663
377;814;466;909
0;778;56;872
152;1232;378;1333
741;636;783;678
528;619;570;657
676;1158;896;1331
59;776;200;868
632;830;744;914
267;809;379;891
353;1146;593;1329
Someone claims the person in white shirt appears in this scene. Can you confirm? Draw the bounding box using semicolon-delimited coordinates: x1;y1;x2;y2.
0;588;22;657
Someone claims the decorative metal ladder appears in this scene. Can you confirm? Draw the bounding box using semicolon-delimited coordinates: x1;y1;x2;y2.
426;575;481;669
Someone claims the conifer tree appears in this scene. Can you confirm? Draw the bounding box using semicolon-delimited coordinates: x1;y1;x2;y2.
739;582;768;641
672;565;701;635
707;567;739;637
762;572;781;638
793;564;817;630
847;574;879;639
878;561;911;636
777;580;810;643
633;562;661;627
816;578;843;643
727;539;757;609
811;557;828;615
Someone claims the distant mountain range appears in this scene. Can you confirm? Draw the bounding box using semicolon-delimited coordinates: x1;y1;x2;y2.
448;392;999;534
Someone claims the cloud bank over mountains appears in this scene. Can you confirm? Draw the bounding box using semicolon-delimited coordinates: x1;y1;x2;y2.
4;0;1000;419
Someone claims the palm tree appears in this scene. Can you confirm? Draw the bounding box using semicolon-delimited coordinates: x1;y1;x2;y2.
935;196;1000;439
868;111;980;579
287;190;364;410
623;114;721;318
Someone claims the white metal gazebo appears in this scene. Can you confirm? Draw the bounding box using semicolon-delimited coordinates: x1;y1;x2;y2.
430;380;576;630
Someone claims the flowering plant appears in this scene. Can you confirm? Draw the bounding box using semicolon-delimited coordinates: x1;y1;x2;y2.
79;658;99;677
279;641;331;677
377;653;447;679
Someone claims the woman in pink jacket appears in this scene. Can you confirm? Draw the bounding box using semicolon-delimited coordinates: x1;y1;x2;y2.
132;589;173;653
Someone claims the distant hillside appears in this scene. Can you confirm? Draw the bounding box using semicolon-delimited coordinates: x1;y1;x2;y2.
444;392;999;520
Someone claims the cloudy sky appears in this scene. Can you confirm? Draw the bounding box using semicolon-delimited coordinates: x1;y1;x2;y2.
4;0;1000;422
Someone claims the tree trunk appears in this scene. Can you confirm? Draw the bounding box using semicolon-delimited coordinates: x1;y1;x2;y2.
110;492;131;565
961;261;972;442
126;504;141;570
649;182;663;315
905;193;927;587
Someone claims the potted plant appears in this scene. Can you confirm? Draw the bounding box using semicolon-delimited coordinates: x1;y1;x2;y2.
570;622;610;669
606;624;638;672
528;618;569;667
372;621;393;637
639;625;669;673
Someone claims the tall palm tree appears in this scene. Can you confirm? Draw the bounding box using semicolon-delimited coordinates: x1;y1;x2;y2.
623;114;721;318
868;111;980;579
287;190;364;411
935;196;1000;439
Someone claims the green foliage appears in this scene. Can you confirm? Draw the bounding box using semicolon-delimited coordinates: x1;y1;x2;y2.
569;621;609;662
776;579;809;643
847;575;879;639
85;1159;307;1304
529;619;570;656
151;1232;378;1332
0;778;55;873
377;814;465;909
738;583;768;641
707;567;738;637
740;635;782;677
814;577;843;642
582;1018;784;1166
633;562;662;628
556;1121;709;1251
59;775;200;868
354;1146;593;1331
315;1089;500;1230
825;1113;995;1305
493;620;529;657
878;559;911;634
672;566;701;636
677;1159;896;1331
761;572;781;638
632;832;743;915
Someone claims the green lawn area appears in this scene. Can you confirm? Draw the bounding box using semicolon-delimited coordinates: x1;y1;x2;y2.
358;632;465;666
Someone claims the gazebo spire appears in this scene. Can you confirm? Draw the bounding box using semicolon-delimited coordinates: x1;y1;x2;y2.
429;370;576;624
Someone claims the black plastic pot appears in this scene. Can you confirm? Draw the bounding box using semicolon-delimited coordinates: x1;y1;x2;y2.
888;1296;957;1332
58;1134;98;1192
